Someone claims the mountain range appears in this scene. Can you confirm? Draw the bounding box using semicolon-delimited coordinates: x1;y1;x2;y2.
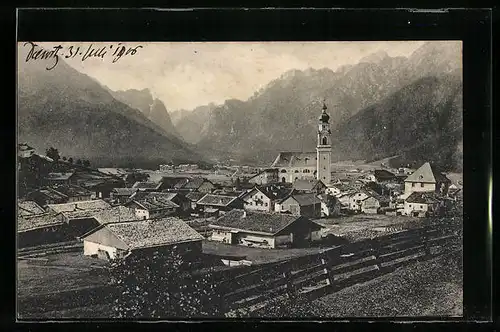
171;42;463;170
17;41;463;171
17;47;201;168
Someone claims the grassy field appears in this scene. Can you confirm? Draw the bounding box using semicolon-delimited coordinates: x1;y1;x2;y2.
305;250;463;317
18;252;109;298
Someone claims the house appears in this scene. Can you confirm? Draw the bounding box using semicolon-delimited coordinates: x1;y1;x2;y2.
292;179;327;194
176;177;215;193
18;200;45;217
347;191;370;212
185;192;207;211
80;217;204;262
132;181;162;192
276;193;322;218
240;183;293;213
18;212;67;247
160;176;215;193
18;143;35;158
125;196;179;220
195;194;244;217
110;187;138;204
404;162;451;195
79;179;125;199
25;188;69;207
48;184;93;202
208;209;324;249
44;172;77;186
403;191;446;217
132;192;191;212
374;169;396;183
317;194;341;217
247;168;279;185
360;196;381;214
97;168;129;180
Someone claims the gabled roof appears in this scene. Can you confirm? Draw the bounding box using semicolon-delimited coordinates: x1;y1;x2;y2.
132;181;162;190
45;172;75;181
18;200;45;217
178;177;213;190
374;169;396;181
293;179;325;191
112;187;138;196
47;199;111;214
98;168;129;176
242;183;293;201
271;152;317;168
405;191;442;204
93;206;139;225
18;143;34;151
83;217;204;250
197;194;239;207
160;176;190;189
405;162;451;184
129;197;179;211
49;184;92;197
185;192;207;202
18;212;64;232
210;209;318;235
284;193;322;206
26;188;68;202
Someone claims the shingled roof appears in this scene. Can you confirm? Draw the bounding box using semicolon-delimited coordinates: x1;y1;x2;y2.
285;193;322;206
132;181;162;190
185;192;207;202
405;191;442;204
293;179;325;191
405;162;451;184
210;209;315;235
197;194;239;207
18;212;65;232
49;184;92;197
93;206;139;225
98;217;204;250
18;200;45;217
243;183;293;201
45;172;75;181
47;199;111;214
271;152;317;168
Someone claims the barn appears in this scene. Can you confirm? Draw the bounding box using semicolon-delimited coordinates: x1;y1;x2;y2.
80;217;204;262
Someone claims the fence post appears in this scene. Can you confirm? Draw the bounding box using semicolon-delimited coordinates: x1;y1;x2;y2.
320;249;335;290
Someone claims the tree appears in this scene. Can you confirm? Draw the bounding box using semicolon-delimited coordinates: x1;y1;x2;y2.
62;156;67;161
83;160;91;167
68;157;74;164
109;247;224;318
125;172;150;186
76;159;83;166
45;147;60;162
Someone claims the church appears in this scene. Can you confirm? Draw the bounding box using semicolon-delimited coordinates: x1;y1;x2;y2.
271;102;332;184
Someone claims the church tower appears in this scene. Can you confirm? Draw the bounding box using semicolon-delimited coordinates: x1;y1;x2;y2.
316;101;332;184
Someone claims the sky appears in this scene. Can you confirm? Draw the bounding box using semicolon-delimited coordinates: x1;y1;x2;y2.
25;41;427;111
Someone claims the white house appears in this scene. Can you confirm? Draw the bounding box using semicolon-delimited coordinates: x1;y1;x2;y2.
404;162;451;195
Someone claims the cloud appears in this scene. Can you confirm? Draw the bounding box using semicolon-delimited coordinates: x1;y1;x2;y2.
20;41;427;111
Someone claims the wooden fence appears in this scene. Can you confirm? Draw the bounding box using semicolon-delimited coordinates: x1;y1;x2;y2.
18;221;461;318
216;222;462;316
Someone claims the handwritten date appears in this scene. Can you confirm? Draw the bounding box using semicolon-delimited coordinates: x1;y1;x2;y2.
24;42;143;70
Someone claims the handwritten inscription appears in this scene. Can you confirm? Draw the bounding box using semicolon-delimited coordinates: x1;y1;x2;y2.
23;42;143;70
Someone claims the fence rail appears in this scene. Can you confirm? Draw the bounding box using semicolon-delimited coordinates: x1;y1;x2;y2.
220;222;461;316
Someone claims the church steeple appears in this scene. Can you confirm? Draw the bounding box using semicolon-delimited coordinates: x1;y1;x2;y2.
316;99;332;184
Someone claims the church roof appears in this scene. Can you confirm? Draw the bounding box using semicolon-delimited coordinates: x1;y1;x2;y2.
271;152;317;168
405;162;450;184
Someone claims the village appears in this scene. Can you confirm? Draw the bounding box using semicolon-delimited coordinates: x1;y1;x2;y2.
17;103;463;317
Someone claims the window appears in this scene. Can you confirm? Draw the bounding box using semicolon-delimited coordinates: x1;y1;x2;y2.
412;183;415;187
420;183;424;187
420;205;423;209
322;137;327;145
265;203;268;207
295;170;299;173
409;204;412;208
280;169;287;173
